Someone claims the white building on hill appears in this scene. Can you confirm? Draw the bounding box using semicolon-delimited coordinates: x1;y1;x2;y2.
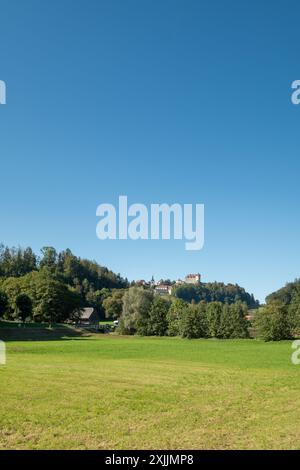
184;273;201;285
154;285;172;295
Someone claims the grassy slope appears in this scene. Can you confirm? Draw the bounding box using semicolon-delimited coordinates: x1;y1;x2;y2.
0;335;299;449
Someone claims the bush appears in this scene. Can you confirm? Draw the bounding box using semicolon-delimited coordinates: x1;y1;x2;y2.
255;302;292;341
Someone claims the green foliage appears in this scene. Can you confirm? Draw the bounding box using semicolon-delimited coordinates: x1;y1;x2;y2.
15;293;33;322
0;244;128;295
173;284;199;303
119;290;249;340
262;280;300;339
166;298;187;336
0;244;129;323
288;289;300;335
119;287;153;335
206;302;223;338
180;303;209;339
0;245;37;277
86;288;111;319
266;280;299;305
173;282;258;308
255;302;292;341
0;276;23;315
0;271;82;324
219;302;249;339
33;274;82;325
102;290;125;319
148;297;170;336
40;246;58;272
56;248;128;291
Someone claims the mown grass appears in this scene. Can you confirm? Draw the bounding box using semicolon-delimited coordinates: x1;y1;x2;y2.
0;335;299;449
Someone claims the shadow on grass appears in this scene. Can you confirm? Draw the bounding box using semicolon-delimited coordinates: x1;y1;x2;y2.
0;326;96;342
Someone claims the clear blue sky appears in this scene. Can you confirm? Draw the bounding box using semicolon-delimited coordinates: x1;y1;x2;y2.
1;0;300;302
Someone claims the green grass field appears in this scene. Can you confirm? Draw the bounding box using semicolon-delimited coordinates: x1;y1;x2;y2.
0;333;299;449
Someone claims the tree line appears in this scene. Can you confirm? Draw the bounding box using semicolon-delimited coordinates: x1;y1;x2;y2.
116;287;249;339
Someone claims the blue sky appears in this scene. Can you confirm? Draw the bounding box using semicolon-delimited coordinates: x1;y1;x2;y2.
0;0;300;302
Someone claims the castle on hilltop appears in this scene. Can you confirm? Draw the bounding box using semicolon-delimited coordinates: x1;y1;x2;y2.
184;273;201;285
152;273;201;295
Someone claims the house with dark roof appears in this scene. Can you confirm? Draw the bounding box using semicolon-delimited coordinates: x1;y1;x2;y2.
78;307;101;326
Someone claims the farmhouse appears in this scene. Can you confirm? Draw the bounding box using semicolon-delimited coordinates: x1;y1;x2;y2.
78;307;100;325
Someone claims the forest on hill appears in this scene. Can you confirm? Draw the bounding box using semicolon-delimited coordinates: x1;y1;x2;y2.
173;283;258;308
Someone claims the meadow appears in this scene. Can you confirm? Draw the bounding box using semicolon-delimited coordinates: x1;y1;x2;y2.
0;331;299;450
